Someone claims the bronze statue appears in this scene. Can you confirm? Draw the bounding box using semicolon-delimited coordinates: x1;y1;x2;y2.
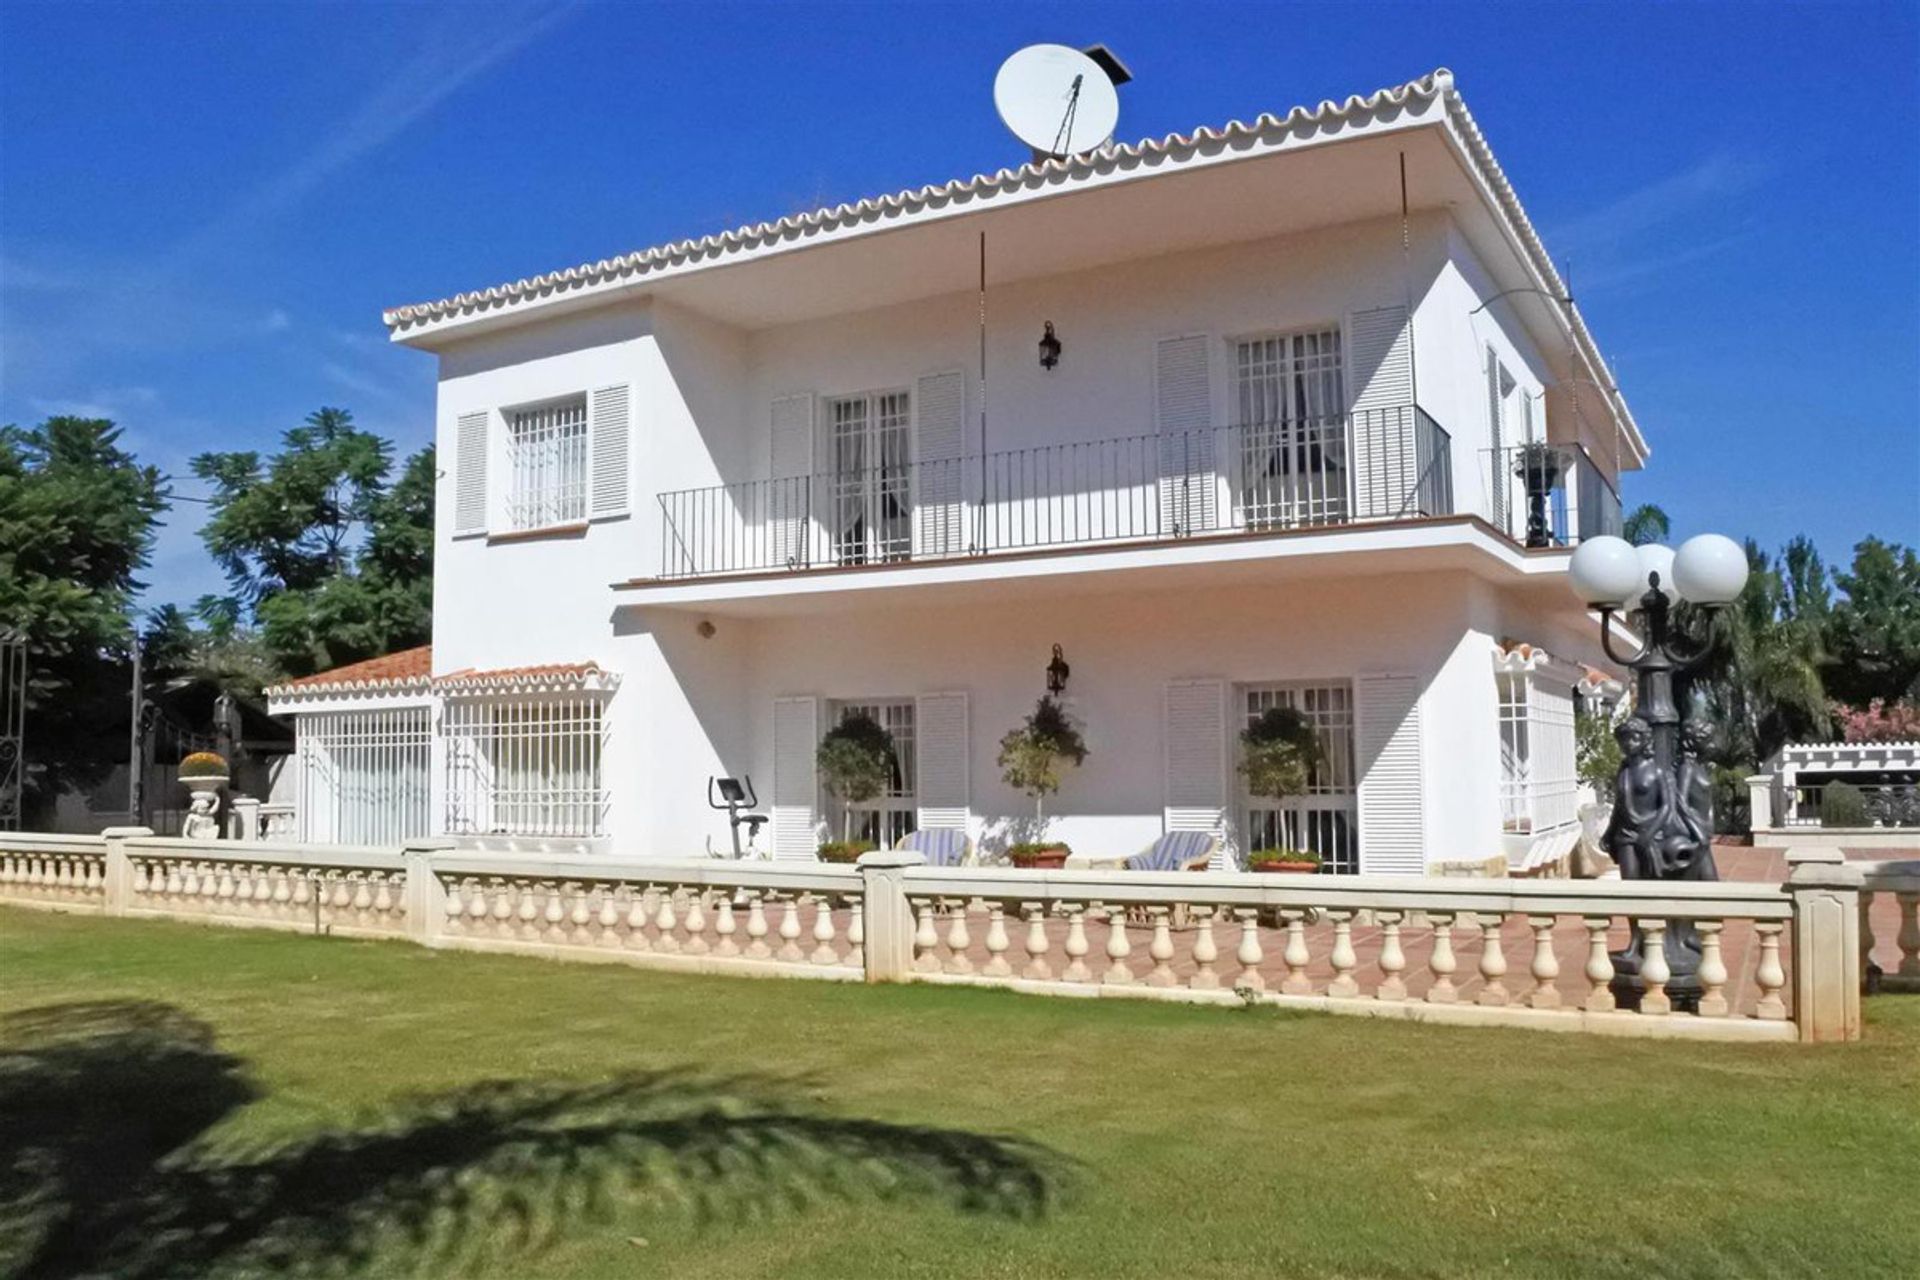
1669;717;1719;883
1602;717;1668;880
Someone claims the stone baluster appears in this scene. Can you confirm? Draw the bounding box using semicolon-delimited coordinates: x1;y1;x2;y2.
167;861;186;897
543;882;565;939
654;885;682;954
1526;916;1560;1010
131;859;150;895
1103;906;1135;985
271;868;291;914
1145;907;1176;988
467;877;491;929
1695;921;1729;1017
982;903;1011;977
1899;893;1920;983
234;866;255;905
1476;915;1510;1006
1061;904;1092;983
1860;893;1879;989
944;900;974;975
1189;909;1219;991
1327;910;1359;998
1754;922;1788;1020
1376;912;1407;1001
330;874;353;912
1279;911;1311;995
1582;917;1617;1012
513;882;537;940
217;866;236;904
810;894;839;965
744;892;772;959
1426;913;1458;1004
911;900;940;974
373;874;396;918
597;886;621;945
713;893;740;956
619;885;647;948
1638;919;1672;1015
568;883;592;940
776;893;805;961
684;891;710;955
1234;909;1266;993
1021;903;1052;980
487;879;511;934
843;896;864;969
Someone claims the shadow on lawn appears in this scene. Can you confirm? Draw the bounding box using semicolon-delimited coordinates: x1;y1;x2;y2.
0;1000;1061;1278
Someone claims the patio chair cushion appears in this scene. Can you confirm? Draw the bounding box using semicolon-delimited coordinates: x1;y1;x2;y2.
898;827;968;867
1125;830;1215;872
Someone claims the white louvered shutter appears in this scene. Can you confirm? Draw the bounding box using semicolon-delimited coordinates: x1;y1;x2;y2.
1356;673;1425;874
1164;678;1228;867
454;410;490;536
1155;335;1215;535
913;370;966;557
769;393;815;569
1348;306;1414;519
772;696;820;860
914;691;969;831
588;383;631;518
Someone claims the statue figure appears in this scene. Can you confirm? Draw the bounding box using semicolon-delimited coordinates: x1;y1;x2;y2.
181;789;221;841
1602;717;1668;880
1668;717;1719;883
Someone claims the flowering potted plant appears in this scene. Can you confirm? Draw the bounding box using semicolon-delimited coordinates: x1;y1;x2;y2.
998;695;1087;868
178;751;230;789
1246;847;1322;874
815;711;897;860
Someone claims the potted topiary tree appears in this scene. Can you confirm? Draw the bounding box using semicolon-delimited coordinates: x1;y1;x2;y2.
997;695;1088;868
1237;706;1324;873
815;711;896;862
1514;440;1565;549
178;751;230;841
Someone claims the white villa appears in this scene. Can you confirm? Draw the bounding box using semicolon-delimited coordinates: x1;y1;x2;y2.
266;68;1644;876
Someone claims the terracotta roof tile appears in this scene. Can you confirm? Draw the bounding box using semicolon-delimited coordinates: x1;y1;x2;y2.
278;645;432;690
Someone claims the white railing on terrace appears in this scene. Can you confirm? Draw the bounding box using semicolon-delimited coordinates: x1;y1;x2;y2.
1860;859;1919;994
0;832;1888;1044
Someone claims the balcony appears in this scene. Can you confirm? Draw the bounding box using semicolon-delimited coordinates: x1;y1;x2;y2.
659;406;1459;580
1480;441;1622;550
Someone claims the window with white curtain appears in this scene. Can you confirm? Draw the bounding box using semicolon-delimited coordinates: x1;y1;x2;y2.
1498;666;1578;835
827;390;912;565
507;396;588;530
442;693;606;838
294;707;432;845
826;699;916;847
1239;681;1357;872
1235;329;1348;527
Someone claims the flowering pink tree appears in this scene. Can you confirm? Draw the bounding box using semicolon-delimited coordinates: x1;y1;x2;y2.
1834;699;1920;743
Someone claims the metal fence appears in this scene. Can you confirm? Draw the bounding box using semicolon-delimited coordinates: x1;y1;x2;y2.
660;406;1454;579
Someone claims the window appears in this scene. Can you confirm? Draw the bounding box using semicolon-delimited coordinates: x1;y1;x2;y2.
1240;682;1358;873
1498;666;1578;835
443;694;606;838
295;707;433;845
1486;352;1518;532
507;396;588;530
1235;329;1347;528
827;390;912;565
827;699;916;847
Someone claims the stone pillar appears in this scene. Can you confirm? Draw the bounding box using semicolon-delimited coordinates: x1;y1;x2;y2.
1786;847;1864;1043
856;850;924;983
100;826;153;916
229;796;262;842
1746;775;1774;833
403;840;457;945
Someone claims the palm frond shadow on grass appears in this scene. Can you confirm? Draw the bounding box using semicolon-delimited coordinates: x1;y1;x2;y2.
0;1000;1064;1278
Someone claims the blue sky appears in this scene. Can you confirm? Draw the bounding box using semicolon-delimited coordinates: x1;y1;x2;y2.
3;0;1915;612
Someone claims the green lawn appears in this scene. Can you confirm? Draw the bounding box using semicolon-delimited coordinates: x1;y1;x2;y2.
2;907;1916;1279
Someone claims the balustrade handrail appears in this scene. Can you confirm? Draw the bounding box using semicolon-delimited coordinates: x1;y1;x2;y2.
432;851;861;893
0;832;108;852
123;834;406;870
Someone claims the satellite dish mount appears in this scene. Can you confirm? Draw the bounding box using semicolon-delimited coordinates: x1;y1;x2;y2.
994;43;1126;162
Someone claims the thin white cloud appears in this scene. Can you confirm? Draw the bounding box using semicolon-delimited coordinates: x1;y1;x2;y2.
262;309;292;333
1548;152;1771;252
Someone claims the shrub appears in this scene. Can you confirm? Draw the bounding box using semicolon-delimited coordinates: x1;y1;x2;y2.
816;713;896;841
997;696;1088;825
815;839;875;864
178;751;229;779
1237;707;1324;803
1820;782;1869;829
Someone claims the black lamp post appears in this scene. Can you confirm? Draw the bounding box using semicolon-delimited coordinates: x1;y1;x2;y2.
1568;532;1749;1006
1037;321;1062;371
1045;644;1070;695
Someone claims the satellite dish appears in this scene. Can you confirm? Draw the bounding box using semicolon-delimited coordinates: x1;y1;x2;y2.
993;44;1121;160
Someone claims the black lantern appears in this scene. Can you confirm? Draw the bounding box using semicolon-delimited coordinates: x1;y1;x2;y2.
1038;321;1062;371
1045;644;1070;694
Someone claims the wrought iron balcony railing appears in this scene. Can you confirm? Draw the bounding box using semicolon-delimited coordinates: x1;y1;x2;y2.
658;406;1454;579
1480;441;1623;550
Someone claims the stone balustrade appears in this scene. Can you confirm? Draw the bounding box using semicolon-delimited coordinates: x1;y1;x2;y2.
1859;859;1920;995
0;833;1880;1043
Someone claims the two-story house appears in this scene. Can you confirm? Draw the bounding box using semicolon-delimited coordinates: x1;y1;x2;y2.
267;68;1638;875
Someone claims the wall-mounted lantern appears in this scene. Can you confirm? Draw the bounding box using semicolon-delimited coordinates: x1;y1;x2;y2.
1046;643;1071;694
1038;321;1062;371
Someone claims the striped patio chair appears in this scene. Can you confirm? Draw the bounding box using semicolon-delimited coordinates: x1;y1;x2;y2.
1072;830;1218;872
895;827;973;867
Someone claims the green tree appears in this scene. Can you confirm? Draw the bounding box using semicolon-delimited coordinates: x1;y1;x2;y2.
1825;538;1920;708
193;409;432;676
0;417;167;817
815;712;897;843
1623;503;1670;547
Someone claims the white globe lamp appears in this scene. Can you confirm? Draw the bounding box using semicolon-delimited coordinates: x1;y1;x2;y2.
1673;533;1750;605
1567;536;1642;607
1633;543;1679;608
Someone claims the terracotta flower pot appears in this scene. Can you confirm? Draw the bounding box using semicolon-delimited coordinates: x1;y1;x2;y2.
1249;860;1319;874
1009;848;1070;870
